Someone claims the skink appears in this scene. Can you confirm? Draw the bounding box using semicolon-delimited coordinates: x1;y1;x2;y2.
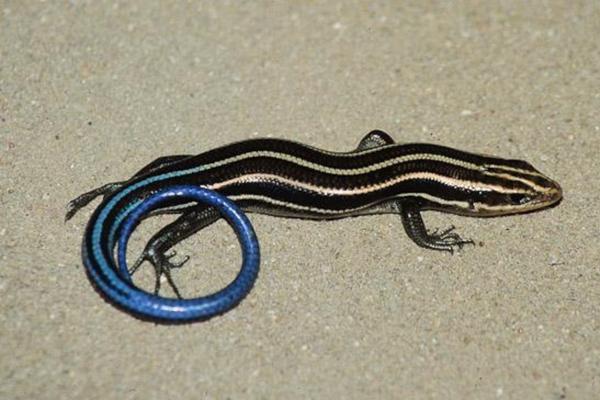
67;130;562;320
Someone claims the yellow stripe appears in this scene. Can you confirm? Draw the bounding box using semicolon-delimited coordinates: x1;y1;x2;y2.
197;150;485;176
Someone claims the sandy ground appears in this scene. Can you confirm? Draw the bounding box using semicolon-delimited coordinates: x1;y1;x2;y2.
1;2;599;399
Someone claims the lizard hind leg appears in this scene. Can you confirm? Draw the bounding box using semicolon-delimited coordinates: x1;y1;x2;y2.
65;182;125;221
65;155;193;221
128;205;222;298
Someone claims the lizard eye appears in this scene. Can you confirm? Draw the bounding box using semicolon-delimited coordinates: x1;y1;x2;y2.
509;193;531;205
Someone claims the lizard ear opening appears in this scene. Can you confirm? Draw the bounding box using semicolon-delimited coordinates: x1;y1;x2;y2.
508;193;531;205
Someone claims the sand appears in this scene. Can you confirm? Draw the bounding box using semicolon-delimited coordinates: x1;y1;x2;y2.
1;2;599;399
